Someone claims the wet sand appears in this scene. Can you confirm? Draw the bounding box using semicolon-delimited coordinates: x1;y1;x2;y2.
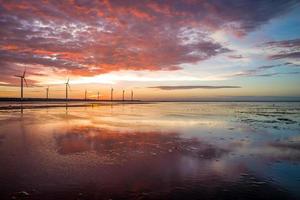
0;102;300;199
0;100;145;110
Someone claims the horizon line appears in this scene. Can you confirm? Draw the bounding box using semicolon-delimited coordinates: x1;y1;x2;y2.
0;97;299;103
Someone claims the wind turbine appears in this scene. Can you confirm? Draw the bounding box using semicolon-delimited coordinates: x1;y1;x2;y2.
97;91;100;101
131;90;133;101
46;86;49;100
122;90;125;101
85;89;87;101
111;88;114;101
65;78;70;101
14;68;28;101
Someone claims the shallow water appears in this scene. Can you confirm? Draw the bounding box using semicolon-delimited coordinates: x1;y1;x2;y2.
0;102;300;200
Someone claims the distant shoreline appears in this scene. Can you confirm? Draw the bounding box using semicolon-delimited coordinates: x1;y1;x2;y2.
0;102;148;110
0;97;141;102
0;99;146;110
0;97;299;110
0;97;299;103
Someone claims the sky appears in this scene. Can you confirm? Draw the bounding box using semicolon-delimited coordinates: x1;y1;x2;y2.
0;0;300;101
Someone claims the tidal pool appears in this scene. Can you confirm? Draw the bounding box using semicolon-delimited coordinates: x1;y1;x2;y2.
0;102;300;199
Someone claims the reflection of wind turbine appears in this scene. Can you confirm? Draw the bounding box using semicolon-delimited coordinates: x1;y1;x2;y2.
46;86;49;100
131;90;133;101
65;78;70;101
122;90;125;101
111;88;114;101
14;68;28;101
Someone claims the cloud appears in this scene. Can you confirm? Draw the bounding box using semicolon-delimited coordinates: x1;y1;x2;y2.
149;85;241;90
257;71;300;77
285;62;300;67
265;38;300;48
270;52;300;60
257;63;284;70
263;38;300;60
228;55;244;59
0;0;299;85
226;62;300;78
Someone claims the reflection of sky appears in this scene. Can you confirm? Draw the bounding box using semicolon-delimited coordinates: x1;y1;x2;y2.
0;102;299;198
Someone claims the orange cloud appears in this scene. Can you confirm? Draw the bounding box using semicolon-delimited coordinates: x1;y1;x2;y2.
1;44;19;51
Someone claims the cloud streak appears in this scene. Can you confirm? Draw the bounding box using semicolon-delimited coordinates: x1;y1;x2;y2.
149;86;241;90
264;38;300;60
226;62;300;78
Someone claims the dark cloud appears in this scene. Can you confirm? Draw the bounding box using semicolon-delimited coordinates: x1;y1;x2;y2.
0;0;299;85
228;55;244;59
149;86;241;90
284;62;300;67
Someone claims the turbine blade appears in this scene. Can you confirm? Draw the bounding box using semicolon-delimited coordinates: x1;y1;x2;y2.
23;68;26;77
24;78;28;87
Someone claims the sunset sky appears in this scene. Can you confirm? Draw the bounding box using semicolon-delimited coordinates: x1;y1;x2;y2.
0;0;300;101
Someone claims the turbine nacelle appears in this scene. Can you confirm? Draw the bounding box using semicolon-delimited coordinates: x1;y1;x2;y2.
14;68;28;100
65;78;71;89
65;78;71;101
14;68;28;87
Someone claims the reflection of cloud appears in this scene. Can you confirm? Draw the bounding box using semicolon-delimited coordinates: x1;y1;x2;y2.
55;126;229;163
270;141;300;151
0;134;5;145
149;85;241;90
256;144;300;162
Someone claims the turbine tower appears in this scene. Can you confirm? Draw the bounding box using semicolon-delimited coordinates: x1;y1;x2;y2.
131;90;133;101
97;91;100;101
65;78;70;101
46;86;49;100
85;89;87;101
111;88;114;101
122;90;125;101
14;68;28;101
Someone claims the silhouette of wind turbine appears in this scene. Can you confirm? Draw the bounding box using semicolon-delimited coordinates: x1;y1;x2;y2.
65;78;70;101
85;89;87;101
111;88;114;101
122;90;125;101
131;90;133;101
97;91;100;101
14;68;28;101
46;86;49;100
